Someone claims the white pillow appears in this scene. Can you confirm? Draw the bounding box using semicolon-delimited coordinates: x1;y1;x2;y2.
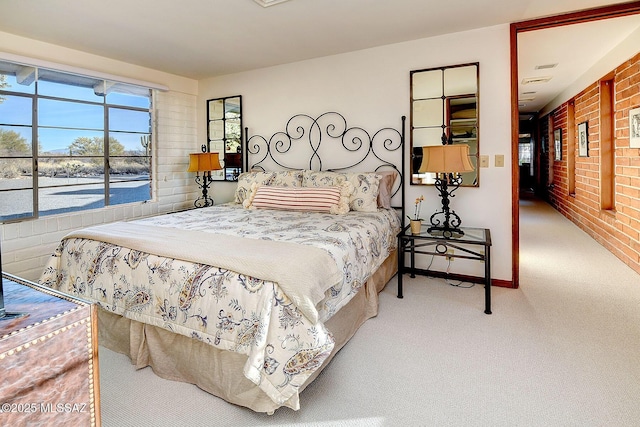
234;170;304;204
271;170;304;187
235;171;275;204
302;170;381;212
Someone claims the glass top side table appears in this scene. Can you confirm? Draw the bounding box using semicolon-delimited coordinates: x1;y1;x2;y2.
397;225;492;314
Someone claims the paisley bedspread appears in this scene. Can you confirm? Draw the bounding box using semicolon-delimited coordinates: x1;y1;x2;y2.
39;203;400;408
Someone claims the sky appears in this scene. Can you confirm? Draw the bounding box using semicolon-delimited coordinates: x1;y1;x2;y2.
0;71;150;154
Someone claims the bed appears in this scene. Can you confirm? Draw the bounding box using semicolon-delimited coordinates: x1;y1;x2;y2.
38;111;406;413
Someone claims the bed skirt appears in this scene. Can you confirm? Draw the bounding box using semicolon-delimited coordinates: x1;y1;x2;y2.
98;249;397;413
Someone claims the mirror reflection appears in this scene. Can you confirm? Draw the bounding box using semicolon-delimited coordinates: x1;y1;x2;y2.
207;95;243;181
410;63;479;186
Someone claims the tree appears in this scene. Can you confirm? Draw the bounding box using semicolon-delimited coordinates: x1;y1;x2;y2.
0;129;30;156
69;136;125;156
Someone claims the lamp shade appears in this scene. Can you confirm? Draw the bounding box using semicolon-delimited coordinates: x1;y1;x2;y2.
187;152;222;172
418;144;475;173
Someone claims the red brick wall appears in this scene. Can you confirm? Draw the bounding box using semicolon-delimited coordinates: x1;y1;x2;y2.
546;52;640;275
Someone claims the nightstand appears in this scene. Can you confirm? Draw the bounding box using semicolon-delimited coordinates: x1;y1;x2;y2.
397;225;492;314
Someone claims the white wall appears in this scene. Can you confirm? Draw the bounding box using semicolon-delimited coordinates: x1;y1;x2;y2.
0;32;200;280
199;25;513;282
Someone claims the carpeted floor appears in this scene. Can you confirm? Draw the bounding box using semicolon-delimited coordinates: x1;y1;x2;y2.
98;198;640;426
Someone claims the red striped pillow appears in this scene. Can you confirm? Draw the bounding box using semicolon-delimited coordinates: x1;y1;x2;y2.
245;185;350;214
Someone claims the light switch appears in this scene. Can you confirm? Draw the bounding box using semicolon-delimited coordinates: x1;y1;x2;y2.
495;154;505;167
480;155;489;168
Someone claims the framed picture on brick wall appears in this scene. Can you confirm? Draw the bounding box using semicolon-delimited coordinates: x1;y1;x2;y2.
629;107;640;148
578;121;588;157
554;128;562;161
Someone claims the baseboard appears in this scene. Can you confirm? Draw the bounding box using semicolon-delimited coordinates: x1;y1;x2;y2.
491;278;514;288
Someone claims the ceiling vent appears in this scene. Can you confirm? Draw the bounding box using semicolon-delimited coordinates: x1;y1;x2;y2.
253;0;291;7
535;63;558;70
521;76;552;85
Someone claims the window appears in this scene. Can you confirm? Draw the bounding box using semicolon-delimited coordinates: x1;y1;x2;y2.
0;60;152;222
518;143;532;164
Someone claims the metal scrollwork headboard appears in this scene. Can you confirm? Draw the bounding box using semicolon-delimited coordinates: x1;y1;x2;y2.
244;111;406;215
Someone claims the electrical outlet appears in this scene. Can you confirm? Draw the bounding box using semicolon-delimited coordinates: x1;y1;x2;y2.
495;154;505;167
446;248;454;261
480;155;489;168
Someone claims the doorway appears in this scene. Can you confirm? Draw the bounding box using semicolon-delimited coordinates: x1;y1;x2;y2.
510;3;640;288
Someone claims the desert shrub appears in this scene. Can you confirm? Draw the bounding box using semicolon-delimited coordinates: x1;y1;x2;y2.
0;159;31;178
38;160;104;177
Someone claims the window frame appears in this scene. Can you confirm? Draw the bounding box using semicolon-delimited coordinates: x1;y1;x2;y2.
0;61;154;222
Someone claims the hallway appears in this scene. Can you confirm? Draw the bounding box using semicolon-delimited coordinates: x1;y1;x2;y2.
519;196;639;288
518;197;640;359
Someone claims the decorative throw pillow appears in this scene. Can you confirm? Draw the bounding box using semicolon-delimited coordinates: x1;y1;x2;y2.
270;170;304;187
234;170;304;204
244;183;352;214
235;171;275;204
301;170;347;188
376;170;398;209
302;170;381;212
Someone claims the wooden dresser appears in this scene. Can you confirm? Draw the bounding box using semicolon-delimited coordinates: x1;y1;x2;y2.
0;272;101;426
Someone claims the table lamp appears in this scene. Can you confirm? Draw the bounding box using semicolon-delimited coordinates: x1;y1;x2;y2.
187;149;222;207
419;144;475;237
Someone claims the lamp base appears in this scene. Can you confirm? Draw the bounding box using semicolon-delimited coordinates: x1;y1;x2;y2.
194;197;214;208
194;174;214;208
428;173;465;238
427;225;464;239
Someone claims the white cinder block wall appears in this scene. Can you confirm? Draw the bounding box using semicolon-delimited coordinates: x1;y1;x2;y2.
154;90;201;211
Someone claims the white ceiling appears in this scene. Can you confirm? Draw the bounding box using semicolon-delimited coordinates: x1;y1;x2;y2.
518;14;640;113
0;0;637;113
